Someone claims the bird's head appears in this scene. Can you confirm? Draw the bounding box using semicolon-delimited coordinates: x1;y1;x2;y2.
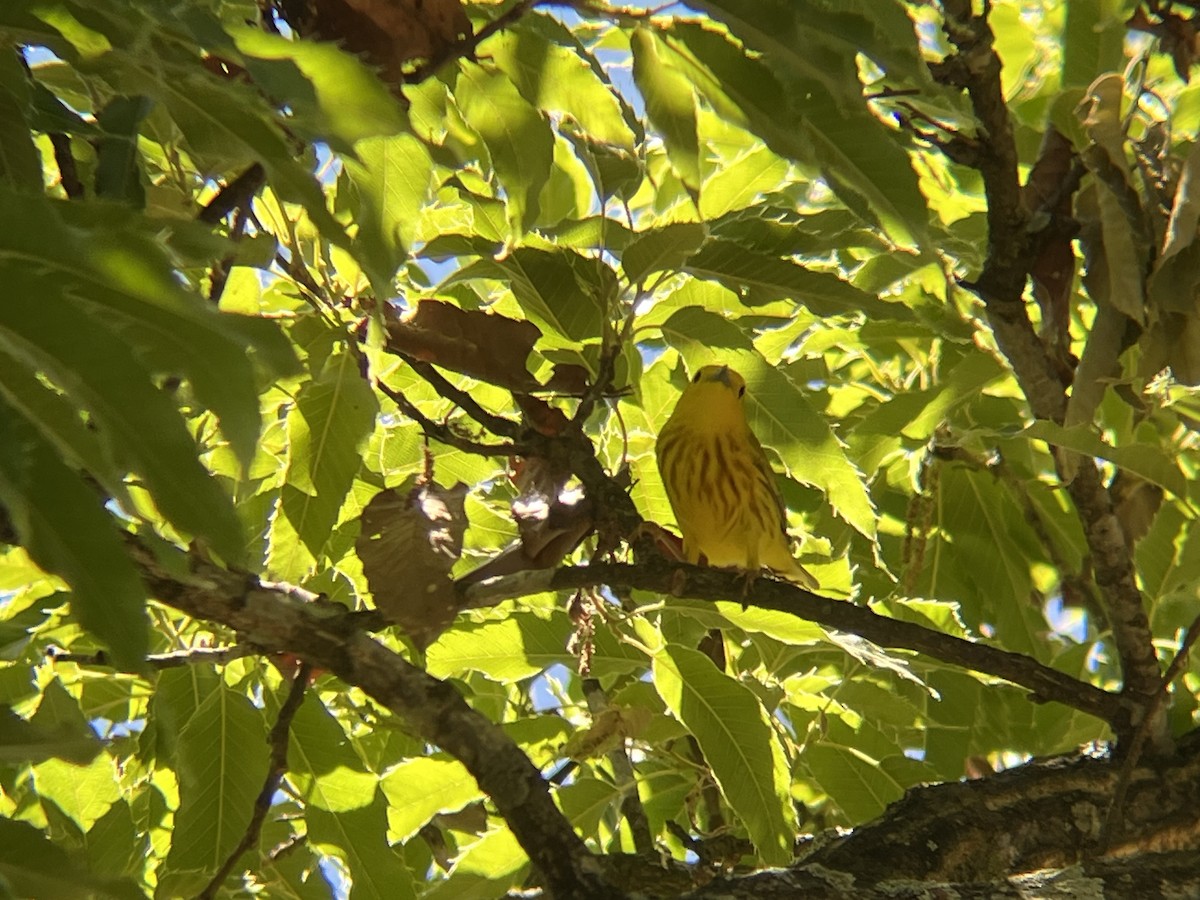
675;364;748;426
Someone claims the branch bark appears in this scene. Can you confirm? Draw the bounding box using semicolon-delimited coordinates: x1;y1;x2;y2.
128;541;620;900
463;562;1127;730
933;1;1163;744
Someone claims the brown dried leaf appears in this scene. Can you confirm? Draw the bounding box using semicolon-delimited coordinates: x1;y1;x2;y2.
458;456;593;587
541;363;592;396
294;0;470;85
356;477;469;648
514;394;571;436
385;301;542;391
1022;128;1078;364
1111;470;1164;550
562;706;652;761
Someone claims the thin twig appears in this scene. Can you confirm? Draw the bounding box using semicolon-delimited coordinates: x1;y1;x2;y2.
404;356;523;439
461;561;1127;728
48;133;84;199
197;661;312;900
376;380;525;456
48;644;257;670
403;0;543;84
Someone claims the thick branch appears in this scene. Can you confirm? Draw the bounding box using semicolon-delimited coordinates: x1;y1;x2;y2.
130;543;619;900
934;1;1163;736
462;562;1125;729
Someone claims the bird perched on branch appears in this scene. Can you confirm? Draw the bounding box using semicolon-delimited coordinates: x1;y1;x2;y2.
655;364;818;591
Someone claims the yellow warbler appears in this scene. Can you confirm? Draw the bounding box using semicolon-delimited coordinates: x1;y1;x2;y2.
655;364;818;590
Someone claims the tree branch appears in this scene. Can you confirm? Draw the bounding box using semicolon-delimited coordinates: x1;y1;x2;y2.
48;644;257;670
461;562;1126;729
376;379;526;456
403;0;544;84
934;1;1163;742
48;133;84;199
403;355;523;439
129;542;620;899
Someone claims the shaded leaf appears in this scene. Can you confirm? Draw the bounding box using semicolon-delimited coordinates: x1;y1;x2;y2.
93;95;151;206
683;239;907;320
0;703;101;766
272;349;377;573
0;398;148;669
630;27;701;193
356;477;469;648
342;130;435;292
1026;420;1188;500
0;818;142;900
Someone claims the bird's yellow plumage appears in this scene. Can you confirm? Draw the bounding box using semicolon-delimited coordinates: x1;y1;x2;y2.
655;365;818;590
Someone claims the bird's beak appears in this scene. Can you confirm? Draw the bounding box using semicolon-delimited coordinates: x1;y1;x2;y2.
714;366;732;387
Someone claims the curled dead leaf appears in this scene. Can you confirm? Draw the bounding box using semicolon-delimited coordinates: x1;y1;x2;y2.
280;0;470;86
355;476;469;648
385;301;543;391
458;455;594;587
562;706;652;761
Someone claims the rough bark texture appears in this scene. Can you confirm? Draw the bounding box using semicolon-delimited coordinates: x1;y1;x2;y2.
121;533;1200;899
933;1;1166;744
129;543;621;900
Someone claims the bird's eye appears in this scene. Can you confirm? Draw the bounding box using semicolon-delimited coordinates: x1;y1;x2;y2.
692;371;702;383
737;385;746;398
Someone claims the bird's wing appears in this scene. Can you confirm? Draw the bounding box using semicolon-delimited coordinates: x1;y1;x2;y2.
745;428;790;533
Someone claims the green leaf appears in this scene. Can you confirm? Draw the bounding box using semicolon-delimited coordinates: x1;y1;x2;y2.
381;757;483;842
804;742;905;824
0;190;296;472
699;142;789;219
660;19;928;246
660;308;877;539
426;614;570;683
421;825;525;900
342;131;435;293
0;47;41;190
270;349;377;578
487;18;639;148
455;63;554;234
127;62;353;254
630;28;701;193
622;222;708;285
1062;0;1127;90
0;343;125;505
1025;420;1188;500
649;639;797;864
683;238;909;319
0;399;148;669
287;693;378;814
34;752;120;832
160;681;270;882
0;283;245;565
0;818;142;900
93;95;151;206
230;24;408;149
0;702;101;766
445;248;610;344
307;796;415;900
